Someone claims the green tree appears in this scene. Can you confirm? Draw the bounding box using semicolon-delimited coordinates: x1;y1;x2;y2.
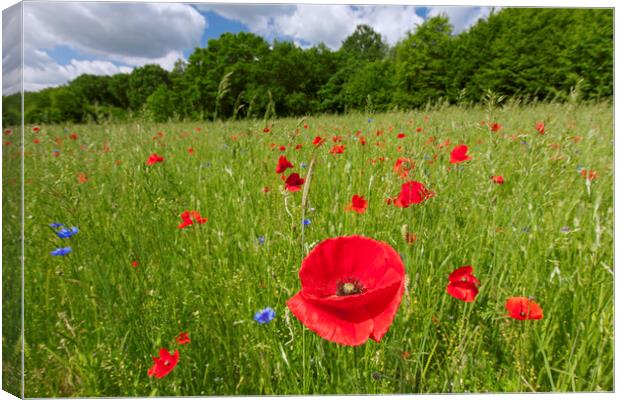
394;16;453;108
127;64;170;110
340;24;388;62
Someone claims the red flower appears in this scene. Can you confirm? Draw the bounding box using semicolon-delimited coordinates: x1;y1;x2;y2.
262;127;271;133
332;135;342;143
415;127;422;133
393;157;414;178
176;332;191;345
446;266;480;303
450;145;472;164
279;145;286;152
392;181;434;208
505;297;543;320
146;153;164;166
147;348;179;379
77;172;88;184
312;136;325;146
178;210;208;229
33;138;40;144
131;261;138;268
276;155;294;173
32;126;41;133
284;173;305;192
303;124;309;129
397;133;406;139
262;186;270;193
359;136;366;146
438;139;452;149
491;175;504;184
580;169;597;181
69;133;79;140
490;122;502;132
345;195;368;214
535;121;545;135
188;147;194;155
330;145;345;154
4;129;12;135
287;236;405;346
295;144;303;150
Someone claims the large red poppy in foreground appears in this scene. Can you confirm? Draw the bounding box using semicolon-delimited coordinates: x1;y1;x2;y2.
287;236;405;346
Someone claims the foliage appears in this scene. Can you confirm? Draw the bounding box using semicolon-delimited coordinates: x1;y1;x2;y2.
2;8;613;126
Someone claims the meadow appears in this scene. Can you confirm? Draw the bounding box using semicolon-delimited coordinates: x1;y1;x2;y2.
3;101;614;396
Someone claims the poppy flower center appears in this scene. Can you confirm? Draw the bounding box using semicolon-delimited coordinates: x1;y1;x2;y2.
336;279;364;296
519;311;526;317
164;361;170;366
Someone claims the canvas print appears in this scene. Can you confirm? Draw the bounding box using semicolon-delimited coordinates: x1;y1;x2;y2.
1;1;614;397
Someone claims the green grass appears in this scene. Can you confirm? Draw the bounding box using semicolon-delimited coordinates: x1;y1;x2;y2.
4;101;613;396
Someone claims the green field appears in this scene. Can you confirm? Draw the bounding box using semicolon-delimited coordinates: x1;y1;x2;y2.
3;101;613;396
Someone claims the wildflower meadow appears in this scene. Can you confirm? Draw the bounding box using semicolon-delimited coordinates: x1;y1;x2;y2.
2;100;613;396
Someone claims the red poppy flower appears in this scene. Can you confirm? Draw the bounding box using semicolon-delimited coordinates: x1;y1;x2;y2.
393;157;414;178
505;297;543;320
415;127;422;133
446;266;480;302
438;139;452;149
535;121;545;135
397;133;406;139
284;173;305;192
392;181;434;208
580;169;597;181
147;348;179;379
295;144;303;150
332;135;342;143
276;155;294;173
146;153;164;166
262;186;270;193
33;138;40;144
69;133;78;140
188;147;194;155
490;122;502;132
303;124;309;129
287;235;405;346
4;141;11;146
312;136;325;146
279;145;286;152
491;175;504;184
450;145;472;164
77;172;88;184
176;332;191;345
359;136;366;146
4;129;12;135
178;210;208;229
262;127;271;133
131;260;138;268
32;126;41;133
376;130;383;136
345;195;368;214
330;145;345;154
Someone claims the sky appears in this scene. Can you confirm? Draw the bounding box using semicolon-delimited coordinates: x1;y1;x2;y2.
2;2;498;95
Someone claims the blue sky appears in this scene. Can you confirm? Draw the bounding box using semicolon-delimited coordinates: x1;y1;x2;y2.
3;2;497;94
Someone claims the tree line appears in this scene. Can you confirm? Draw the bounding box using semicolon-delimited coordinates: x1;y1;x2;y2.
2;8;613;126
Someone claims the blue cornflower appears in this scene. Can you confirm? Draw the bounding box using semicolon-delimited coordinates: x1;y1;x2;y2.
302;219;311;226
301;162;308;169
254;307;276;324
55;226;79;239
258;236;265;245
367;118;374;123
49;222;63;228
50;247;72;256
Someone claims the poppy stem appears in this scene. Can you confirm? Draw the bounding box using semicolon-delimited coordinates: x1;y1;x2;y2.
300;156;316;255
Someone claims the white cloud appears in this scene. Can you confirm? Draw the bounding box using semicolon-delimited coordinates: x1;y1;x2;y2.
196;4;424;49
23;2;206;62
427;6;495;33
17;2;206;92
23;48;133;92
3;3;22;95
